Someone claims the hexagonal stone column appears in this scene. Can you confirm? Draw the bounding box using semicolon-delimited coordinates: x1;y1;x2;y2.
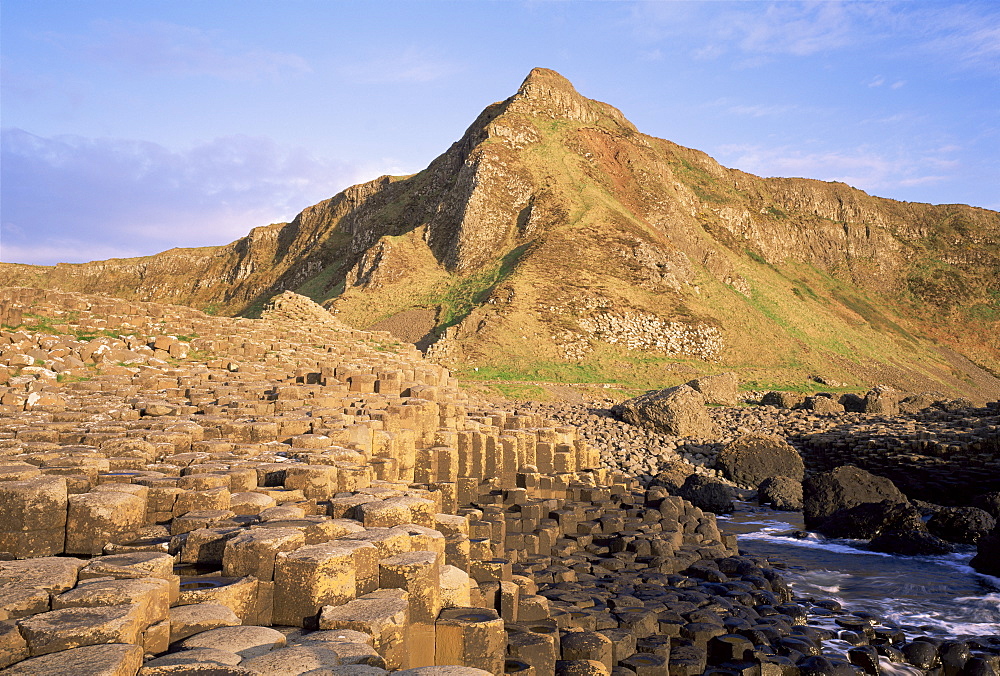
0;476;68;557
65;490;144;556
435;607;505;675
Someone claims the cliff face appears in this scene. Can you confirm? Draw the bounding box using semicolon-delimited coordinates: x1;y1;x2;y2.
3;68;998;398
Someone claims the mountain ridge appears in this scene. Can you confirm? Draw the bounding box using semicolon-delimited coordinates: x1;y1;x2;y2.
3;68;998;399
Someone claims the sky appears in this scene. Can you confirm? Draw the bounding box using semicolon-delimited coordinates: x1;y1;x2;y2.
2;0;998;265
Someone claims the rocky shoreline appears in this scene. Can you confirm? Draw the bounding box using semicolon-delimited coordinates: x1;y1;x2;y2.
0;288;998;675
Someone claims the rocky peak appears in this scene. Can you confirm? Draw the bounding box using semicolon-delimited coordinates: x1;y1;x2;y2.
507;67;636;131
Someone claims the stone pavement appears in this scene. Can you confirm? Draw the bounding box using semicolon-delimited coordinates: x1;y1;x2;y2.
0;288;751;675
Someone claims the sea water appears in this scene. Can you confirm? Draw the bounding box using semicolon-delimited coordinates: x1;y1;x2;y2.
718;504;1000;640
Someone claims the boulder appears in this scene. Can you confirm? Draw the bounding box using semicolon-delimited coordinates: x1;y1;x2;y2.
970;525;1000;576
802;466;907;528
934;398;976;412
863;386;900;415
972;492;1000;520
760;392;805;409
816;500;924;540
869;529;953;556
686;373;739;406
613;385;717;438
678;475;734;514
898;392;942;414
838;393;866;413
649;462;695;494
757;477;802;511
927;506;996;544
715;434;804;487
802;395;845;414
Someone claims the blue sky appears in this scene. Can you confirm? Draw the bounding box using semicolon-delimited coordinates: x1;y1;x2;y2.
2;0;998;265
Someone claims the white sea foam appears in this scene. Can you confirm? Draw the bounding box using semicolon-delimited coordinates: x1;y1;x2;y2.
739;528;896;557
729;506;1000;639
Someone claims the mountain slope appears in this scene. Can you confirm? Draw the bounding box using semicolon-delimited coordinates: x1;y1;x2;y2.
3;68;998;399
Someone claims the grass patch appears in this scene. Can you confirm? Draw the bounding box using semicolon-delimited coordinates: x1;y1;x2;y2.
830;289;918;343
427;243;531;335
457;361;612;384
741;380;856;393
669;157;729;204
481;382;550;401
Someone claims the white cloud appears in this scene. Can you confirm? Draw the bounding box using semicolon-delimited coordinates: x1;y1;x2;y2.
48;20;310;81
338;47;460;84
0;129;393;265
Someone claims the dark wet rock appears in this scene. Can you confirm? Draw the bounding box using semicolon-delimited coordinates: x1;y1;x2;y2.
715;434;804;487
972;492;1000;520
970;524;1000;576
797;655;855;676
803;466;908;528
816;500;924;540
903;639;940;669
941;641;971;675
869;528;953;555
877;645;906;663
960;656;999;676
678;475;735;514
927;506;996;544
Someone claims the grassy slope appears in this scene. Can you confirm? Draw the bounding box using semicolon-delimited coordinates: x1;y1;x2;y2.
436;116;998;399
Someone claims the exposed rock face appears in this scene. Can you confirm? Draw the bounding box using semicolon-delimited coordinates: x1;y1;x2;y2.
613;385;717;438
802;466;908;528
715;434;804;487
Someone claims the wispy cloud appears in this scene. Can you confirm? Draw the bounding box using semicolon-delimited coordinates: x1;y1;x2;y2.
630;0;999;74
0;129;394;265
726;1;857;57
727;103;799;118
338;47;460;84
47;20;310;81
907;4;1000;71
716;142;961;198
632;0;867;60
